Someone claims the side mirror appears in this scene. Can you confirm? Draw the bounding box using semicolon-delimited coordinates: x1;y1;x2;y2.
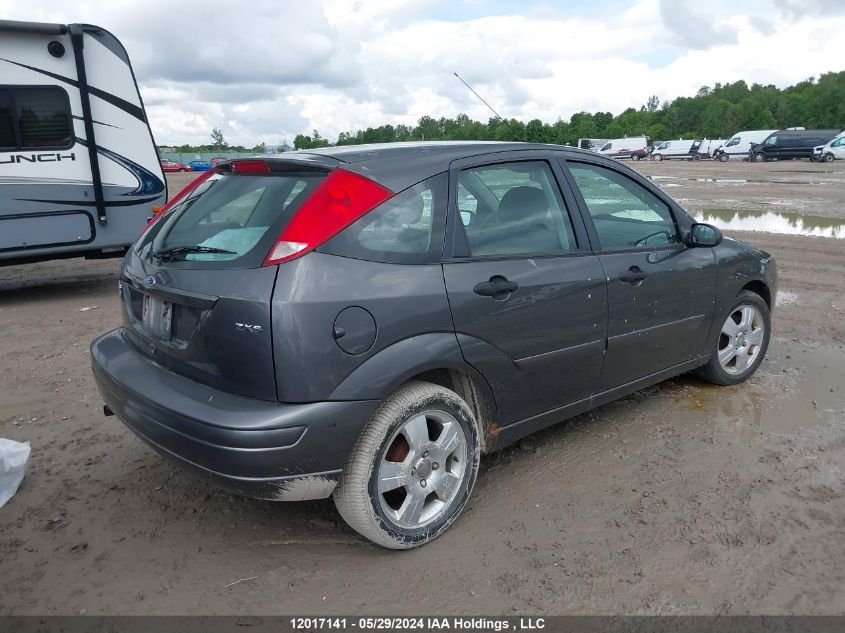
686;223;722;248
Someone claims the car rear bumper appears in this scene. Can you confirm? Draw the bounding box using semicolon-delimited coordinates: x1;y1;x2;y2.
90;328;378;501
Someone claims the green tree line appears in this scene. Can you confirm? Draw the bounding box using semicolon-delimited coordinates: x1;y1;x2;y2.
294;71;844;149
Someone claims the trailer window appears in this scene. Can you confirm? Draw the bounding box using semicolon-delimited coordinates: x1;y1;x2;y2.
0;86;73;151
0;91;14;149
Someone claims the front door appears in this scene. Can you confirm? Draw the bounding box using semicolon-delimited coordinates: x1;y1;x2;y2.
443;155;607;425
563;160;717;391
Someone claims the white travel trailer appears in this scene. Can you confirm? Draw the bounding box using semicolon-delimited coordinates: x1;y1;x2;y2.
650;139;695;161
0;20;165;265
712;130;777;162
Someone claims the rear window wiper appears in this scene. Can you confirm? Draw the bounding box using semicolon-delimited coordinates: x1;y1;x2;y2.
154;245;237;260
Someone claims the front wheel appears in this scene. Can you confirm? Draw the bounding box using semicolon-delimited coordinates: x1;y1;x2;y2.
696;290;770;386
334;381;480;549
718;153;729;162
179;168;186;172
823;153;835;163
631;153;640;161
753;152;766;162
653;153;663;162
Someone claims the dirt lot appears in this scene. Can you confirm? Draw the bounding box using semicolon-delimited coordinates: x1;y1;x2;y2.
1;159;844;615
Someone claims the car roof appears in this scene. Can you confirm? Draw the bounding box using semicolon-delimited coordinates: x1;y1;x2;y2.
279;141;597;192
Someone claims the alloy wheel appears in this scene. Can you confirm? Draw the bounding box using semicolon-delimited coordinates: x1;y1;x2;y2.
377;410;467;529
718;305;765;375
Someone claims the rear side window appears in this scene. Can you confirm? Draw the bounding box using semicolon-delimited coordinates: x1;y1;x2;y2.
138;170;326;268
0;86;73;150
457;161;576;257
319;173;448;264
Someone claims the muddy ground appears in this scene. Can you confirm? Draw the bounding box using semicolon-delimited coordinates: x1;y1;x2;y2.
1;159;844;615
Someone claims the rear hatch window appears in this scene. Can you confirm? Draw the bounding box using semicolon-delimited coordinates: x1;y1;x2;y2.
137;164;327;268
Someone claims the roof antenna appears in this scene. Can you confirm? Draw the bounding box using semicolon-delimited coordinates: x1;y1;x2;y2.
453;72;521;140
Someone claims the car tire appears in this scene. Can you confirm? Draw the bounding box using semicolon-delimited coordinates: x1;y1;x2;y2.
692;154;701;161
179;168;186;172
653;154;663;162
631;154;641;161
718;153;729;162
753;152;766;162
695;290;771;386
824;153;835;163
333;380;480;549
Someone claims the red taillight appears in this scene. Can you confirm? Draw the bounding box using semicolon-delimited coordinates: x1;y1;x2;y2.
231;159;271;174
263;168;393;266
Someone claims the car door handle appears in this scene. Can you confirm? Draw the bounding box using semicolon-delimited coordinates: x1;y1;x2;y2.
619;267;648;284
473;276;519;297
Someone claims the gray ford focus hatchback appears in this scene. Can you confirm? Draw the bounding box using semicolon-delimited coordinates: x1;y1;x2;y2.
91;142;777;548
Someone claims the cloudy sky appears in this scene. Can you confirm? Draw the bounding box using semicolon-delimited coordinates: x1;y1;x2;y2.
2;0;843;146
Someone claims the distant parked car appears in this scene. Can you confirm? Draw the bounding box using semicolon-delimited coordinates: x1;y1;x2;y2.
160;159;193;173
210;157;229;166
188;160;213;171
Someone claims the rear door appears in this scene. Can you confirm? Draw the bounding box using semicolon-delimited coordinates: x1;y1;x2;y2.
560;157;717;391
442;152;607;425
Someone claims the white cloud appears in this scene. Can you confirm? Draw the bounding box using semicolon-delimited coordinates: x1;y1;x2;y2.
0;0;842;145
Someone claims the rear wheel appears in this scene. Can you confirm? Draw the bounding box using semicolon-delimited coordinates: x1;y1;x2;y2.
693;154;702;161
631;153;640;161
696;290;770;386
334;381;480;549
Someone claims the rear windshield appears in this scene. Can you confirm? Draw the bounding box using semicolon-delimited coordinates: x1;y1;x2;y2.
137;170;325;268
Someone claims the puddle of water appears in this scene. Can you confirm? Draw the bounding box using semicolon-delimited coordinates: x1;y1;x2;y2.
696;208;845;239
776;290;799;306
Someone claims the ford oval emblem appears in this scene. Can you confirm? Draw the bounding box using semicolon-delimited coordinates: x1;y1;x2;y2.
143;275;156;286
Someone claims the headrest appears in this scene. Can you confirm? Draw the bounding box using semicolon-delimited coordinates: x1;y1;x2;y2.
496;186;548;223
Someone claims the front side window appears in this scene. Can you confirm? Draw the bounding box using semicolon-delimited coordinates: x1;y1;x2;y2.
457;161;576;257
601;143;612;151
0;86;72;150
765;135;777;146
319;173;447;264
727;137;740;147
658;141;669;150
832;137;844;148
567;162;679;250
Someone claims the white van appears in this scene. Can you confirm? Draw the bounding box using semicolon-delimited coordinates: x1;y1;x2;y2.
597;136;649;161
0;19;165;265
713;130;777;162
689;139;725;160
650;139;695;161
577;138;609;152
813;131;845;162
